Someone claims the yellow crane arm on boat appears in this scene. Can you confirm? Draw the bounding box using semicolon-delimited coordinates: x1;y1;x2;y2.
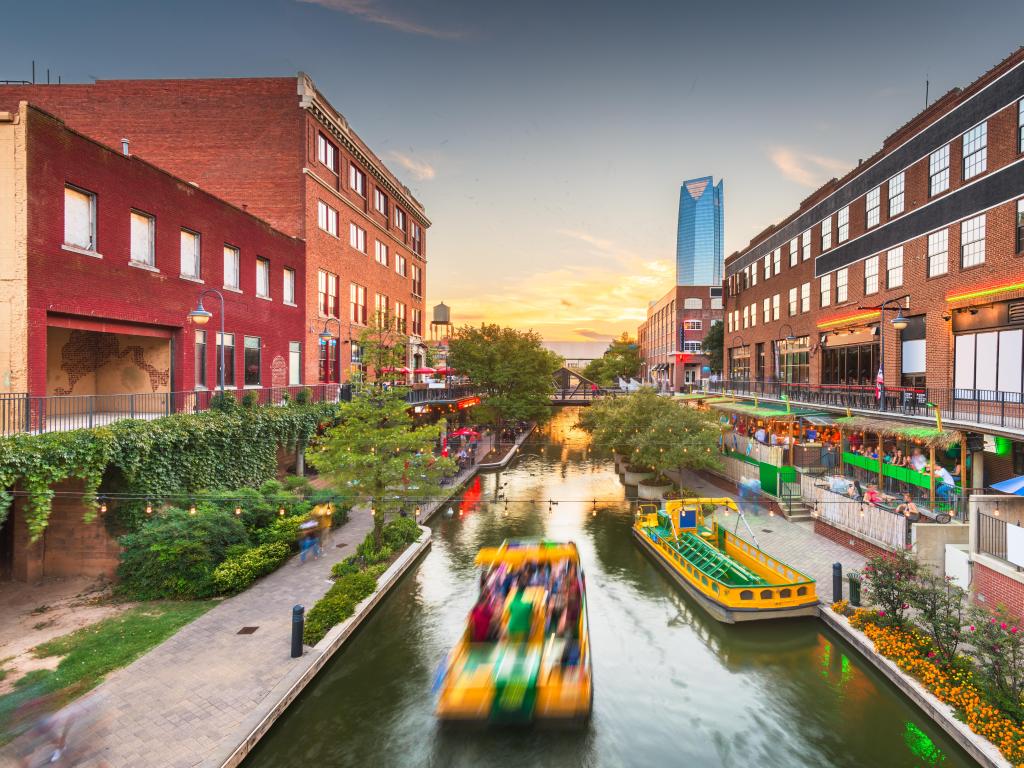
474;544;579;567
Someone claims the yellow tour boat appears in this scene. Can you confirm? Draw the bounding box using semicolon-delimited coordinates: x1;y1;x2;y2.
633;498;817;623
434;540;593;724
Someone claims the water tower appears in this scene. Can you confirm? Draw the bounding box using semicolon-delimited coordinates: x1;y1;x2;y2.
431;302;452;341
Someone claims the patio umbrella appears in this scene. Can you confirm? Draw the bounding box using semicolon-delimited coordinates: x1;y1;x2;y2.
393;366;412;375
414;366;436;374
992;476;1024;496
435;367;456;375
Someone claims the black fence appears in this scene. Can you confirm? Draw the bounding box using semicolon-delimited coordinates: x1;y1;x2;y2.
977;511;1007;561
0;383;482;435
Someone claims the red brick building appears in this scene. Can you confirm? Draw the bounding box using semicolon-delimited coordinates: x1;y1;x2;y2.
719;48;1024;483
638;285;723;390
0;74;429;385
0;103;305;424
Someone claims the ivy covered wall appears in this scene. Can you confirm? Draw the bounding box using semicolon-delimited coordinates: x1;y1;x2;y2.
0;402;338;540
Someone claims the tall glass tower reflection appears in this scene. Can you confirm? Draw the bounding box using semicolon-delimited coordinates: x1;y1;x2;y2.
676;176;724;286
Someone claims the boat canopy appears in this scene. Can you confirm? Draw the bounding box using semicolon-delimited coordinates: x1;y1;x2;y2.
475;542;579;567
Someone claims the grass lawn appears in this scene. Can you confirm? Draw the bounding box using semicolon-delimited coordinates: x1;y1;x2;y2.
0;600;213;742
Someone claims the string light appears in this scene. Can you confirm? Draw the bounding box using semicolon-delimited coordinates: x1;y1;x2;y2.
145;503;153;515
278;507;286;516
189;504;197;515
99;500;107;514
235;506;243;516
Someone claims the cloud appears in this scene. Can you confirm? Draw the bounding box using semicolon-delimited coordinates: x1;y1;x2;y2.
769;147;850;189
573;329;613;341
387;151;436;181
297;0;465;39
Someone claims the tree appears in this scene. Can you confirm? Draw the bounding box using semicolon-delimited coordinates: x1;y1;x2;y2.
702;320;724;374
309;386;455;547
447;324;561;423
909;572;966;668
353;313;408;384
582;333;642;386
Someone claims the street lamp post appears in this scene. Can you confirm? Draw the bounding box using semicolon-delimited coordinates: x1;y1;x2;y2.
188;289;226;400
857;297;909;412
318;317;344;384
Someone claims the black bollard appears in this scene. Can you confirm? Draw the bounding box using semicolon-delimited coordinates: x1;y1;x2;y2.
291;604;304;658
832;562;843;604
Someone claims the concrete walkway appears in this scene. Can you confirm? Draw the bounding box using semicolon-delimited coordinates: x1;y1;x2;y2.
4;512;380;768
670;467;867;596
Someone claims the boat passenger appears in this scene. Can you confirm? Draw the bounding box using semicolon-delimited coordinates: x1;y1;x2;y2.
470;596;496;643
755;425;767;444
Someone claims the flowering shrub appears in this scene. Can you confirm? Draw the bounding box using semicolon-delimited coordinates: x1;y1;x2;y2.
910;572;966;668
847;613;1024;763
969;606;1024;722
860;550;920;629
830;600;849;615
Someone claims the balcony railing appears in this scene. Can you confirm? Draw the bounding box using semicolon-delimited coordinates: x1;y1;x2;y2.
707;379;1024;433
0;383;481;436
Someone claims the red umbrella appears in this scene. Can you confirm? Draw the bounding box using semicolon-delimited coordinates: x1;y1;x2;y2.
435;367;456;375
395;366;412;374
414;366;436;374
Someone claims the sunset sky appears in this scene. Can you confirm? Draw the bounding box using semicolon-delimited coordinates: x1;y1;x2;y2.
3;0;1023;341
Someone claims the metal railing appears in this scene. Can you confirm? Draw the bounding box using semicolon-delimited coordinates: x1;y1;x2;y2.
977;511;1007;561
0;383;483;436
708;380;1024;432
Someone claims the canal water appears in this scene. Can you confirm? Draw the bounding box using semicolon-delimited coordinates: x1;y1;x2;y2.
246;408;970;768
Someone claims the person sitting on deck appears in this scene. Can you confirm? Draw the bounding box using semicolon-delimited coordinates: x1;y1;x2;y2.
754;425;767;444
910;448;927;472
934;466;957;501
864;484;893;506
896;493;921;520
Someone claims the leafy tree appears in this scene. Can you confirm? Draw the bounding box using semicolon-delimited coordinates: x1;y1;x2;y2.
309;386;455;547
702;320;724;374
909;572;966;668
353;313;408;384
861;549;921;629
447;324;562;423
582;333;642;386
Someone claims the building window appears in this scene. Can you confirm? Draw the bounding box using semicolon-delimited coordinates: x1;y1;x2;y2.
954;329;1024;396
130;210;155;266
837;206;849;243
350;283;367;325
217;332;235;387
412;222;423;255
375;240;389;267
801;282;810;313
727;313;733;334
821;218;832;251
888;172;905;217
763;255;771;280
684;319;702;331
194;330;207;389
180;229;201;278
64;185;96;251
927;229;949;277
289;341;301;386
773;248;781;275
1017;199;1024;254
349;165;366;196
962;122;987;180
682;341;703;353
960;214;986;269
374;189;388;217
751;263;757;286
395;253;407;277
788;287;797;317
375;293;389;327
763;298;770;324
742;305;749;329
256;257;270;298
411;264;423;297
223;245;240;290
317;200;338;236
821;342;880;387
789;238;798;267
317;133;338;172
866;187;880;229
772;294;780;321
1019;99;1024;153
778;337;810;384
395;301;407;333
887;246;903;288
394;208;406;232
749;302;757;327
801;230;811;261
864;255;879;294
349;223;366;253
318;270;339;317
837;268;848;303
244;336;261;386
319;338;338;383
929;145;950;196
412;308;423;336
820;274;831;307
283;268;296;305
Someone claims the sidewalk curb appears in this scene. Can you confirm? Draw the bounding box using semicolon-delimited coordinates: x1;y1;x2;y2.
820;607;1010;768
219;527;432;768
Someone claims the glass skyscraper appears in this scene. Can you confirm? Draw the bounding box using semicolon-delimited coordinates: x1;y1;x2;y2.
676;176;724;286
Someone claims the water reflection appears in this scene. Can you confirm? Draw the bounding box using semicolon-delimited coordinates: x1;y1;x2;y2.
245;408;970;768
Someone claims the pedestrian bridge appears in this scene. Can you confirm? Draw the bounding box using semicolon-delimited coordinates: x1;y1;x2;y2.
550;367;612;405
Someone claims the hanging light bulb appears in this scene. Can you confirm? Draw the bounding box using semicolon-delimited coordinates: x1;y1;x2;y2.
99;499;108;514
235;506;243;516
145;503;153;515
415;506;421;519
279;507;286;516
189;504;197;515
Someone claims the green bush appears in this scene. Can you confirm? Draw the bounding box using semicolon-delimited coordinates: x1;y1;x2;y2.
117;508;249;599
208;392;238;412
383;517;422;549
303;569;381;645
331;556;360;579
294;388;312;405
255;514;306;550
241;391;259;408
355;535;392;565
212;542;291;594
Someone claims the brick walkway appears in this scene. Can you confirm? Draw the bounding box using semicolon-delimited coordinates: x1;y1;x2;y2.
671;468;867;595
4;512;379;768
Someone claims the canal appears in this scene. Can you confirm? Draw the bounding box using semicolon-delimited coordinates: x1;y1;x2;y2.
246;407;971;767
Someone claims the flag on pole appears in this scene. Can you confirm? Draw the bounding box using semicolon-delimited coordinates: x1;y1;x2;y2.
875;364;884;400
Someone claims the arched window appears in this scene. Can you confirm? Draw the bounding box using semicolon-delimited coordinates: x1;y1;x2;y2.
779;588;792;598
797;586;808;596
760;590;773;600
740;590;754;601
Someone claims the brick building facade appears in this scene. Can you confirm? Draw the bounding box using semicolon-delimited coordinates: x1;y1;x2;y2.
638;285;723;390
0;103;305;417
720;48;1024;484
0;74;429;385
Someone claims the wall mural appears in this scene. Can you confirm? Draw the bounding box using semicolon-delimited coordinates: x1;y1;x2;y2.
53;330;170;396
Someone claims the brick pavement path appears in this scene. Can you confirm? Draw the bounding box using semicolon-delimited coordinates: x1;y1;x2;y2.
671;468;867;594
3;510;376;768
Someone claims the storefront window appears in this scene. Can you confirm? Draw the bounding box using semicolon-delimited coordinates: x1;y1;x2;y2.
779;336;810;384
728;347;750;380
821;343;880;387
